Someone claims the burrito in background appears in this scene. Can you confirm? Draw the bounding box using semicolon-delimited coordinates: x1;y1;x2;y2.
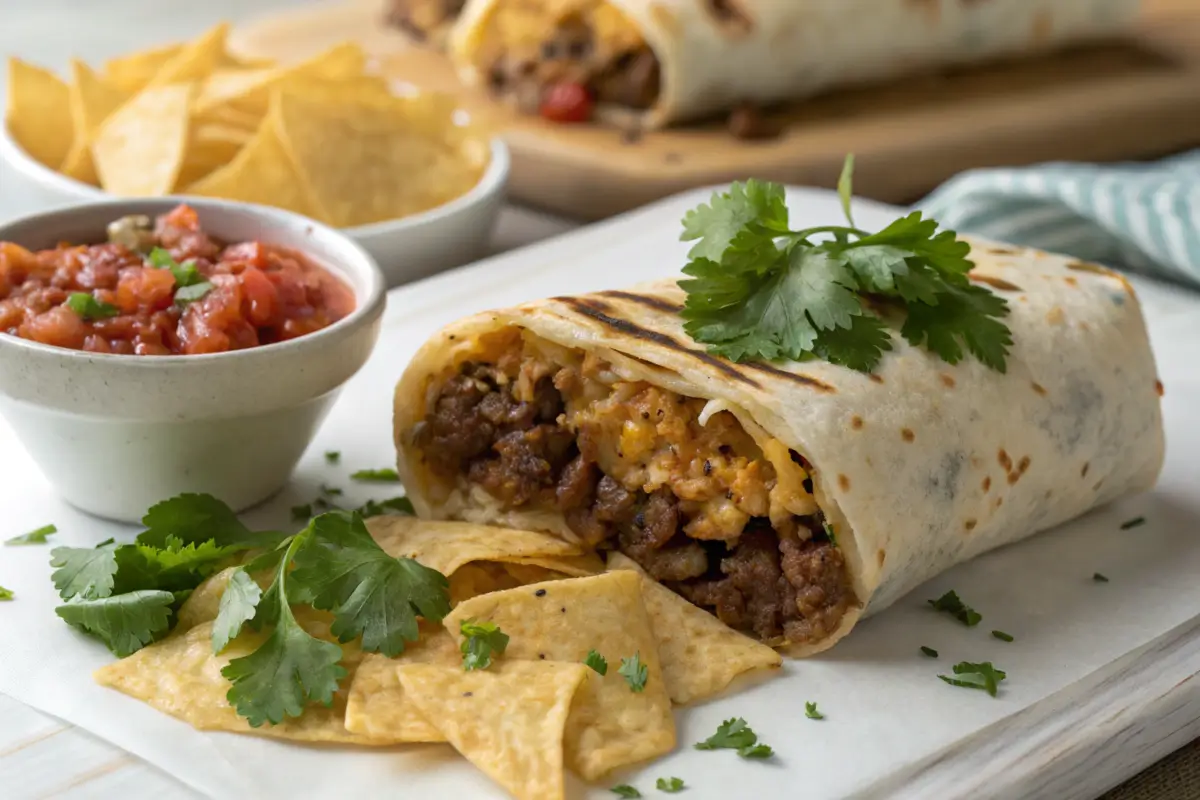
442;0;1141;128
393;240;1164;655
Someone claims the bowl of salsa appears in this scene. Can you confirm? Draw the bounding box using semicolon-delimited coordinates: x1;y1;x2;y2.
0;198;386;522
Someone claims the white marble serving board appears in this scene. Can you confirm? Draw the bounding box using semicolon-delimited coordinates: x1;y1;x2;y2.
1;188;1199;800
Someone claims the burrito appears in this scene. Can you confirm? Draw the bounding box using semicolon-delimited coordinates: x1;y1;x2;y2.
446;0;1140;128
393;242;1164;655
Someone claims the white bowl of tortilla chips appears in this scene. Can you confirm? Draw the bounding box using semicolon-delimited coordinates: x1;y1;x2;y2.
0;23;509;288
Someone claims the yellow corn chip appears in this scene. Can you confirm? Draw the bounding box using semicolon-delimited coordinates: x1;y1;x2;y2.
5;58;73;169
185;103;324;219
61;60;129;185
92;82;193;196
607;552;782;704
449;562;524;606
144;23;229;88
193;43;367;116
174;121;253;190
445;572;676;780
175;567;236;631
365;516;583;577
193;104;262;132
506;553;604;577
104;43;182;93
398;661;588;800
94;612;385;744
344;627;457;743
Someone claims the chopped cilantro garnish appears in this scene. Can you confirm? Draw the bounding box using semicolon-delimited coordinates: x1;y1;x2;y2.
695;717;773;759
320;484;342;497
147;247;212;306
805;701;825;720
656;777;685;793
66;292;119;321
678;158;1011;373
0;585;12;600
291;504;313;521
459;619;509;671
928;590;982;626
822;522;837;547
324;450;341;464
350;468;401;482
355;496;415;518
6;524;57;545
611;786;642;798
1093;572;1110;583
1120;516;1145;530
585;649;608;675
619;652;648;692
920;646;939;658
992;630;1014;643
938;661;1007;697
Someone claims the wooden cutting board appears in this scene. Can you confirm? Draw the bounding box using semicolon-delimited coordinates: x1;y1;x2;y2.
230;0;1200;221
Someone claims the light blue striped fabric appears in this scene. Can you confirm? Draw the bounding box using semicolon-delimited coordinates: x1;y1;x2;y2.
915;150;1200;286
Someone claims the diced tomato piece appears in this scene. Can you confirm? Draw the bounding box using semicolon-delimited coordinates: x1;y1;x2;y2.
20;305;86;350
222;242;267;271
115;267;176;313
540;82;594;124
240;267;279;327
160;204;200;233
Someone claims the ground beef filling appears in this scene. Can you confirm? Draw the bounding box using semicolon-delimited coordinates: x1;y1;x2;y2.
415;360;855;644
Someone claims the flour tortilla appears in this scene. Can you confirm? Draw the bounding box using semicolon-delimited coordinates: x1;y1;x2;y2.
394;239;1164;655
449;0;1140;129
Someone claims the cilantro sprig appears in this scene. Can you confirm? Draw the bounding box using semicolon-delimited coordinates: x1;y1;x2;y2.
939;661;1007;697
619;652;648;692
66;292;119;321
657;777;685;793
460;619;509;671
350;468;401;482
585;649;608;675
928;590;982;627
0;585;13;600
805;701;825;720
147;247;213;306
6;524;56;545
678;157;1012;373
695;717;774;759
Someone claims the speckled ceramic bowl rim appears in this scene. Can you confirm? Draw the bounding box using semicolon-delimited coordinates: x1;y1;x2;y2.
0;196;386;367
0;120;511;239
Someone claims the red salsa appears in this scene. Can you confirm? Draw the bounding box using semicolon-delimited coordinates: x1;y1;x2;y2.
0;204;356;355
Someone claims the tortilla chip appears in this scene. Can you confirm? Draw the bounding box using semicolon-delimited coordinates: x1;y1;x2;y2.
366;516;583;577
344;627;457;742
273;89;487;227
449;562;524;606
144;23;229;88
61;60;129;185
94;611;384;744
607;552;782;704
175;567;236;631
5;58;73;169
173;121;253;190
193;43;367;116
185;103;323;219
445;572;676;780
104;44;182;93
399;661;588;800
506;553;604;577
92;82;193;196
193;104;262;132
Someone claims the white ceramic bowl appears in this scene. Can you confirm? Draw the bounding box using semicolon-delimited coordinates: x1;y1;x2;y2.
0;198;386;523
0;123;510;288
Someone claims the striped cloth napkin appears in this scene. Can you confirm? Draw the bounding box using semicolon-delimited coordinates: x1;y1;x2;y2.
916;150;1200;287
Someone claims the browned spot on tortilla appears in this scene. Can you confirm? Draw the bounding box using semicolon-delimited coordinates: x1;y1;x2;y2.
701;0;754;36
598;291;683;315
1019;296;1029;303
850;415;864;430
876;549;886;567
987;245;1021;255
940;374;956;388
1081;462;1090;477
558;298;761;388
964;519;977;532
1068;261;1110;276
1031;10;1053;45
838;474;851;491
900;428;915;442
868;374;884;384
969;273;1023;292
982;476;991;492
1046;307;1065;325
906;0;939;22
998;449;1012;471
1031;382;1047;396
1093;479;1104;492
1079;321;1091;332
1017;456;1031;474
970;456;982;469
1045;489;1053;499
1064;276;1079;287
1156;380;1164;397
995;496;1004;508
741;361;835;392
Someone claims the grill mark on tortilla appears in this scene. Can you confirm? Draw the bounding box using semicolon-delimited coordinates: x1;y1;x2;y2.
741;361;834;392
964;519;977;532
969;274;1023;292
1031;382;1047;396
837;474;851;491
598;291;683;314
557;297;761;388
998;449;1013;472
982;476;991;492
1081;462;1090;478
901;428;915;442
1155;380;1164;396
850;415;864;430
869;374;884;384
929;451;965;501
940;374;956;388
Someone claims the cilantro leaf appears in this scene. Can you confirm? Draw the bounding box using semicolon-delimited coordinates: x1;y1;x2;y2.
148;247;212;305
212;568;263;654
681;179;789;263
221;533;345;726
810;314;893;373
738;744;774;759
611;786;642;798
289;511;450;656
1093;572;1110;583
938;661;1007;697
324;451;341;464
837;154;855;227
292;504;313;521
355;496;415;518
66;292;119;321
350;468;401;482
618;652;648;692
695;717;757;751
6;524;56;546
921;646;939;658
460;619;509;671
137;493;274;550
0;585;12;600
173;281;213;305
928;590;982;626
805;701;825;720
656;777;685;793
51;542;119;600
901;283;1012;373
55;590;174;656
1120;516;1145;530
992;630;1014;643
584;649;608;676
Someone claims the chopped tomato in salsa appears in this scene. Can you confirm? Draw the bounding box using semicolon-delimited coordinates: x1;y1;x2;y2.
0;204;355;355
